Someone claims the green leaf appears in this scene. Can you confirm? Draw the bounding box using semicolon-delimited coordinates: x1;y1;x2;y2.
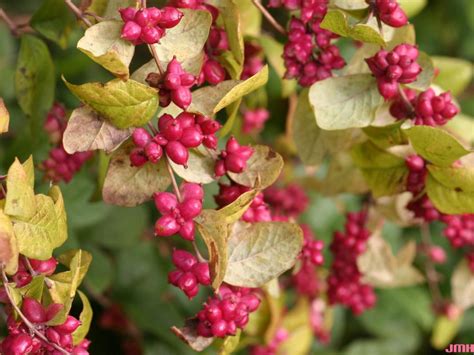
15;35;54;118
431;315;462;350
77;20;135;79
189;65;269;116
309;74;383;130
84;246;113;294
398;0;428;17
259;35;296;97
48;186;68;249
171;318;214;351
208;0;245;78
103;143;171;207
63;106;132;154
333;0;368;10
170;149;215;184
72;290;93;345
352;141;407;197
363;120;407;149
13;194;63;260
432;56;474;95
228;145;284;189
404;51;434;91
452;260;474;311
5;158;36;220
0;98;10;133
19;275;44;300
30;0;74;48
292;89;356;165
224;222;303;287
357;233;424;288
63;77;159;129
235;0;261;36
219;330;241;355
320;9;385;46
152;9;212;71
217;189;258;224
195;210;229;289
0;210;19;275
404;126;471;166
445;113;474;145
426;166;474;214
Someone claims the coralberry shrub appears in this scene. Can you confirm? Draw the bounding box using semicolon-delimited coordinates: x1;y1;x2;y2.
1;0;474;353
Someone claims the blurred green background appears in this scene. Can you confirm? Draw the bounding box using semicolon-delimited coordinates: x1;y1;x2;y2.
0;0;473;354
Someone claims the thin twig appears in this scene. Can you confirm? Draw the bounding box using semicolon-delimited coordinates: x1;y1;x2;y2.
0;8;19;36
165;158;182;202
397;85;415;116
1;268;71;355
285;93;298;139
420;224;443;307
22;257;38;277
251;0;286;35
148;44;164;75
64;0;92;27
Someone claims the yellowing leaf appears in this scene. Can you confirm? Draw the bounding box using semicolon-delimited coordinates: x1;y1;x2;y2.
64;77;159;129
404;126;470;167
292;90;355;166
172;318;214;351
189;65;269;116
309;74;383;130
228;145;284;189
278;298;312;355
63;106;132;154
426;166;474;214
19;275;45;300
103;144;171;207
320;9;385;46
431;315;462;350
224;222;303;287
13;194;61;260
152;9;212;69
363;120;407;149
48;186;67;248
169;149;215;184
217;189;259;224
0;210;19;275
235;0;261;36
72;291;93;345
357;233;424;288
451;259;474;311
398;0;427;17
196;210;229;289
219;330;241;355
77;20;135;79
0;98;9;133
5;158;36;220
352;141;408;197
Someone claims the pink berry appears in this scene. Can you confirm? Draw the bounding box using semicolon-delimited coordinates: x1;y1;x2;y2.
181;183;204;201
132;128;152;148
171;86;192;110
154;192;178;214
121;21;142;42
180;127;203;148
21;298;46;324
55;316;81;334
165;141;189;165
144;142;163;163
179;199;202;220
172;249;197;271
28;257;57;276
119;7;137;22
179;220;195;241
203;59;226;85
160;7;184;28
155;215;180;237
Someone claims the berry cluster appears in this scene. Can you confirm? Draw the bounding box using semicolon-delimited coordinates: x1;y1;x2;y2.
369;0;408;28
196;285;260;338
130;112;221;167
242;108;270;134
120;6;183;45
40;103;93;183
251;328;289;355
12;257;57;288
390;88;459;126
168;249;210;298
242;41;265;80
241;193;273;223
155;58;196;110
283;17;345;86
404;155;441;221
214;137;254;177
328;211;376;314
293;225;324;298
154;183;204;240
441;214;474;249
0;297;88;355
264;183;309;218
366;44;421;99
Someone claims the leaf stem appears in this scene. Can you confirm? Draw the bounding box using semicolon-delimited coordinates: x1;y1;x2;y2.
64;0;92;27
0;8;19;36
165;157;183;202
397;85;415;117
1;267;71;355
420;224;444;308
251;0;286;35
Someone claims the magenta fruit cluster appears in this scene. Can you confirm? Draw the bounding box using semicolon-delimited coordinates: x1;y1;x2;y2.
214;137;254;177
158;58;196;110
120;6;183;45
366;44;421;99
168;249;211;299
328;211;376;314
196;285;260;338
370;0;408;28
242;108;270;134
